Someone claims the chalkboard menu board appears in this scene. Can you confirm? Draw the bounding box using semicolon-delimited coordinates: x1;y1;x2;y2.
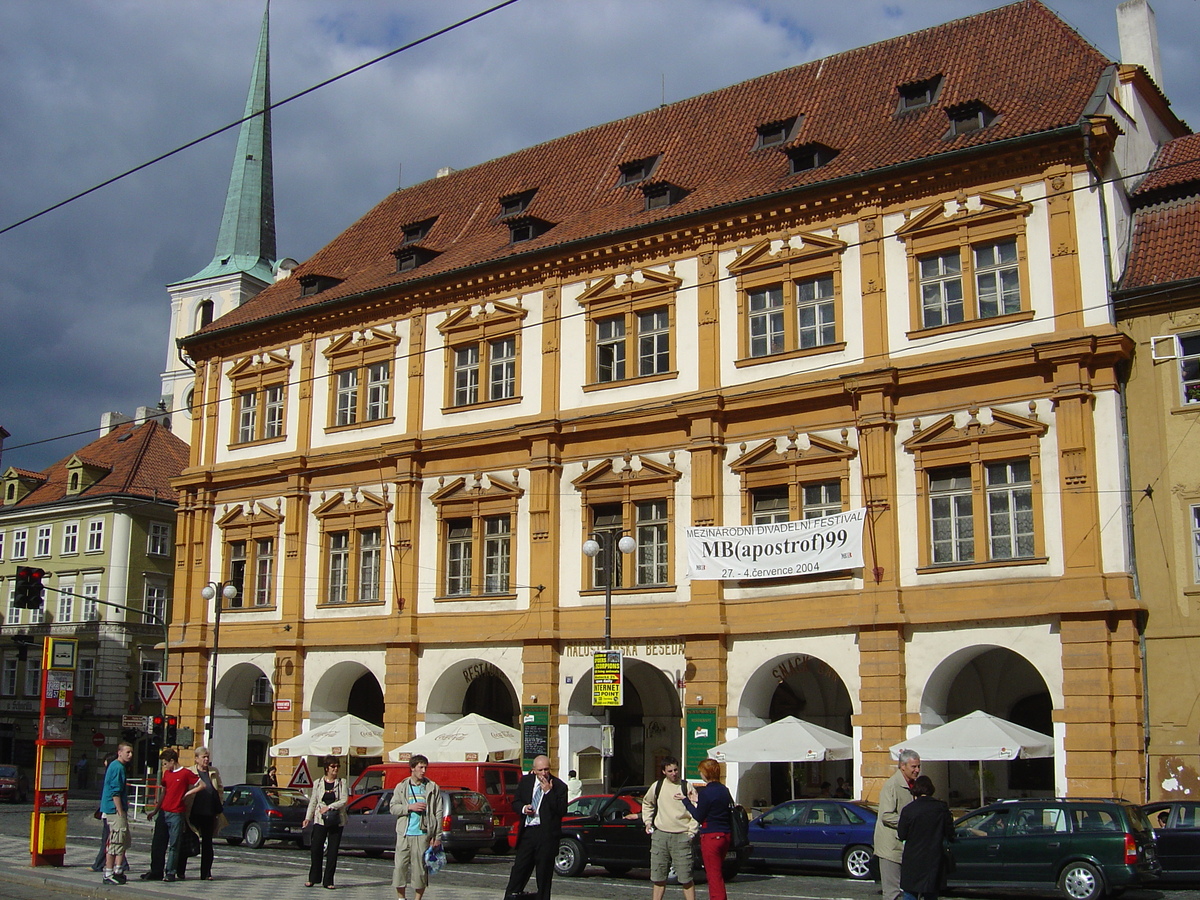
522;705;549;767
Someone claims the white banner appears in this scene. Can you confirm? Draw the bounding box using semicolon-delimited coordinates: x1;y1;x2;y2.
686;508;867;580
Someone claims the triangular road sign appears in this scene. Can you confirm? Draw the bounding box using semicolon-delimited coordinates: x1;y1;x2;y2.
289;757;313;789
153;681;179;706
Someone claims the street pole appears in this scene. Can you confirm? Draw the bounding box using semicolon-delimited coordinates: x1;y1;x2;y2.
200;582;239;744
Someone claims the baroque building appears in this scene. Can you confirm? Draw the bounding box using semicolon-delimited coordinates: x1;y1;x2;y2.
172;1;1186;803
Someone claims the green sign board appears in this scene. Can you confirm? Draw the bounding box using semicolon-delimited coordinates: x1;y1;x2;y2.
521;704;550;769
685;707;719;780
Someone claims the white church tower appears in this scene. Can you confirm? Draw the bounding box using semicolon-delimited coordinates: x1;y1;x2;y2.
161;3;289;438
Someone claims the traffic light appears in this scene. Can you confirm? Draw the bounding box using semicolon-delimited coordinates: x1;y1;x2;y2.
14;567;45;609
165;715;178;746
151;714;165;748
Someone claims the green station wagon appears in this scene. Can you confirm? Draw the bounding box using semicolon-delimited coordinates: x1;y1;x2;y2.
948;799;1160;900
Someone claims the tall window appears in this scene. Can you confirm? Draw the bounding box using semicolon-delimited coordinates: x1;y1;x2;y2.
25;657;41;696
366;362;390;420
56;590;74;623
974;240;1021;317
483;516;511;594
228;540;247;608
77;658;95;698
453;346;479;407
445;520;473;596
0;532;4;560
35;525;52;558
145;582;167;625
227;350;292;445
331;359;393;427
635;500;669;586
148;522;172;557
986;460;1034;559
328;532;349;604
1191;505;1200;584
434;477;521;600
440;302;525;409
62;522;79;554
254;538;275;606
578;270;680;388
929;465;974;564
252;675;273;705
139;659;162;701
238;390;258;443
336;369;359;426
11;529;27;559
797;275;837;349
748;286;785;357
919;252;964;327
586;501;671;589
86;520;104;553
358;529;381;603
324;528;382;604
1;659;17;696
263;385;285;438
803;481;843;519
82;581;100;621
752;488;790;524
489;337;517;401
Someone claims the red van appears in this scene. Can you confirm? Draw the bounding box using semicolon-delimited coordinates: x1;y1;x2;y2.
351;760;524;850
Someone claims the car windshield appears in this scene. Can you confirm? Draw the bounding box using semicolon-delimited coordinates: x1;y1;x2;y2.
0;766;16;778
263;789;309;808
451;792;492;814
1126;805;1154;833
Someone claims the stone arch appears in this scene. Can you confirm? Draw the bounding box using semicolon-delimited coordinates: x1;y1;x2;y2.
425;658;519;730
211;660;271;785
310;660;385;727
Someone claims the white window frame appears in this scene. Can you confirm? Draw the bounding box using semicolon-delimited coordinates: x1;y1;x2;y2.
252;674;273;705
11;529;27;560
25;657;41;696
35;525;51;558
76;658;95;698
148;522;172;557
1192;504;1200;585
335;368;359;426
82;580;100;621
86;520;104;553
56;589;74;623
62;521;79;555
0;658;17;696
747;286;785;358
139;659;163;701
145;581;167;625
0;531;4;560
254;538;275;607
263;385;285;438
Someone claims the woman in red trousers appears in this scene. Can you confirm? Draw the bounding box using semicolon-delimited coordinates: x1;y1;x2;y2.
683;759;733;900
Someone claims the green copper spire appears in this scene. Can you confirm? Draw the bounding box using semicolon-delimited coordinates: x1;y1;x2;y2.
178;2;276;285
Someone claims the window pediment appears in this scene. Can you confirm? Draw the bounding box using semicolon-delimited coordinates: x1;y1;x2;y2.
576;269;682;309
438;301;528;338
728;232;847;277
313;489;391;520
430;473;523;506
572;455;682;490
217;502;285;530
896;192;1032;242
730;433;856;474
903;407;1046;454
323;327;400;362
227;350;293;380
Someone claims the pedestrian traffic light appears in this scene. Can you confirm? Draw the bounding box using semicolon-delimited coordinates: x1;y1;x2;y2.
151;714;165;748
165;715;177;746
14;566;45;609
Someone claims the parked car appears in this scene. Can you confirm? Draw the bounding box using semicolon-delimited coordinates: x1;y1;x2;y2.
0;765;30;803
323;788;499;863
566;793;643;820
220;784;310;849
745;799;877;879
948;798;1160;900
555;786;746;881
1142;800;1200;881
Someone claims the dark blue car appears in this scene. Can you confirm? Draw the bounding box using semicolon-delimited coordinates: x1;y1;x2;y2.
220;784;310;849
746;799;878;879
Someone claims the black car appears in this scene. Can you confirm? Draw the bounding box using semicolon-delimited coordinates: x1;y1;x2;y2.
1142;800;1200;881
949;798;1160;900
554;786;746;881
220;784;310;849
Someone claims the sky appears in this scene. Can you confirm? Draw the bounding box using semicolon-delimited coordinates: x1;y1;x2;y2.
1;0;1197;473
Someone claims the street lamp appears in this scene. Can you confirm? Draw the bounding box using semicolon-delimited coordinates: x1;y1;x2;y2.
200;581;239;742
582;531;636;792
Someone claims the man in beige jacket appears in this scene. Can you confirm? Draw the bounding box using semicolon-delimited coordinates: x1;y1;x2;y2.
874;749;921;900
642;756;699;900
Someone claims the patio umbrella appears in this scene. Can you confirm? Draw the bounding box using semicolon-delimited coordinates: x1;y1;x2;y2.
388;713;521;762
269;713;385;758
889;710;1054;807
707;716;854;799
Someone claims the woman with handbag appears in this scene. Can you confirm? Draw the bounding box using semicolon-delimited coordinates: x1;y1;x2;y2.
682;758;734;900
303;756;349;889
178;747;224;881
897;775;955;900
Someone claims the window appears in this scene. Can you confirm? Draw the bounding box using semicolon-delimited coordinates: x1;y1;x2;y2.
1152;333;1200;405
145;581;167;625
439;302;526;409
0;532;4;560
148;522;172;557
77;658;95;698
25;657;41;696
618;155;659;186
228;540;247;607
254;538;274;606
218;531;280;609
788;143;838;174
401;217;436;245
635;500;669;586
897;194;1032;334
578;270;681;388
432;475;522;600
642;183;687;211
733;436;854;529
139;659;162;701
324;528;381;604
323;329;398;429
86;520;104;553
750;480;843;523
752;487;790;524
897;75;942;112
905;408;1046;569
328;532;349;603
56;590;74;623
499;190;535;218
11;529;26;560
5;586;18;626
1;659;17;696
227;350;292;444
35;525;51;558
82;581;100;621
797;275;837;349
756;116;800;149
252;674;273;705
62;522;78;555
947;102;997;136
1191;505;1200;583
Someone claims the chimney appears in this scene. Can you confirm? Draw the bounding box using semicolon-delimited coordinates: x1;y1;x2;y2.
135;405;171;428
436;167;456;179
1117;0;1164;89
99;411;133;435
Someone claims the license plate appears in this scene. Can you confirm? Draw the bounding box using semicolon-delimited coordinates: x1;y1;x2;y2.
465;824;484;831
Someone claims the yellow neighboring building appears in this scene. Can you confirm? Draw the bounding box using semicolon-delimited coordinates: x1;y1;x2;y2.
1114;133;1200;799
170;2;1186;804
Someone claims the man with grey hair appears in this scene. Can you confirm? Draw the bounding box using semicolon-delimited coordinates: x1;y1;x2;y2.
874;749;921;900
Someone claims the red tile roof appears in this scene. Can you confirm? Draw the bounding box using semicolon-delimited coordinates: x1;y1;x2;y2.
2;421;189;509
190;0;1111;340
1133;133;1200;198
1119;198;1200;290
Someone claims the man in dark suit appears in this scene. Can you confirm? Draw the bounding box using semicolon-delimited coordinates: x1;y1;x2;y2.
504;755;568;900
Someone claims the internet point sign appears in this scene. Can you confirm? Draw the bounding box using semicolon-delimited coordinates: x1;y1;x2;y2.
686;508;867;580
592;651;623;707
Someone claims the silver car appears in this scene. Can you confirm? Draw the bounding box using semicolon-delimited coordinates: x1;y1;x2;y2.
336;788;497;862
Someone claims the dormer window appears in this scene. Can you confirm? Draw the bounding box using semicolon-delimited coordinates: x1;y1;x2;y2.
787;143;838;174
401;217;437;245
756;116;800;149
394;247;439;272
499;190;536;218
618;155;660;186
506;217;552;244
642;183;687;211
946;102;997;137
897;75;942;113
299;274;342;297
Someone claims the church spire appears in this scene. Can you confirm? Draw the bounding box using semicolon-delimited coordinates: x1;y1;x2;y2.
180;1;276;285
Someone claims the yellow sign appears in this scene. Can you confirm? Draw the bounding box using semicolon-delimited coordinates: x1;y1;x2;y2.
592;651;623;707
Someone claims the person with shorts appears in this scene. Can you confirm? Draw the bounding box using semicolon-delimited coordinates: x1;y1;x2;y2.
641;756;699;900
101;742;134;885
389;754;442;900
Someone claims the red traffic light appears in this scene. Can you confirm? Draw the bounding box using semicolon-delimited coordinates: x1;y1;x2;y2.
152;715;164;726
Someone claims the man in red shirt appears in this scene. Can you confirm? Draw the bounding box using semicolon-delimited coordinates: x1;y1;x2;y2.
159;749;203;882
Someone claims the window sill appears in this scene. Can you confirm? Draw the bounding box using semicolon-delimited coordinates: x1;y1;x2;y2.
1170;404;1200;416
221;604;277;614
584;370;678;392
579;585;676;596
434;592;519;602
229;435;288;449
1182;588;1200;598
906;309;1035;340
324;417;395;434
735;342;846;368
916;556;1048;574
316;599;387;610
442;397;521;414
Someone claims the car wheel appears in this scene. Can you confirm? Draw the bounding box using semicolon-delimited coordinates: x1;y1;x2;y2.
1059;861;1104;900
225;837;243;846
554;838;587;877
244;821;266;850
450;849;477;863
605;865;632;876
843;845;874;880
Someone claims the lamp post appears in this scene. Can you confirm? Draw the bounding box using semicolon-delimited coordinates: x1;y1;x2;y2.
200;581;239;742
582;531;636;793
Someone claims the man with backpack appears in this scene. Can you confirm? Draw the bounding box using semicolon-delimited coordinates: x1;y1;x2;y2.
642;757;699;900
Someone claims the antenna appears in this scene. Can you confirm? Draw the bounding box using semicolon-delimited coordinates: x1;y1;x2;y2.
397;162;403;191
661;73;666;108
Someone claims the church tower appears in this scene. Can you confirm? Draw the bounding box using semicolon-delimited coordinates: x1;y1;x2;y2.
161;2;286;437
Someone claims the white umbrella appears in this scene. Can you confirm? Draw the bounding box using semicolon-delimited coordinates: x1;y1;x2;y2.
708;716;853;799
388;713;521;762
270;713;385;758
889;710;1054;807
